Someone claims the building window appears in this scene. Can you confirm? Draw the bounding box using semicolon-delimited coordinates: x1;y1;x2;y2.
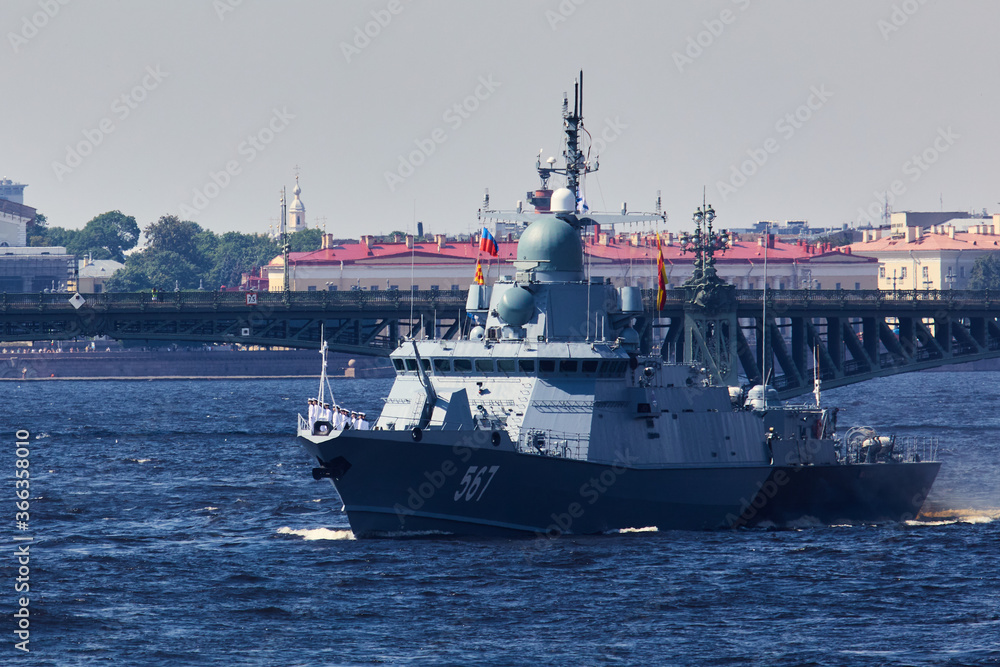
94;284;103;293
900;267;907;279
879;267;885;278
370;285;379;290
307;285;317;291
327;285;337;291
835;282;841;290
430;285;440;292
961;266;965;278
390;285;399;291
922;266;929;279
816;282;821;289
855;282;861;290
451;284;459;291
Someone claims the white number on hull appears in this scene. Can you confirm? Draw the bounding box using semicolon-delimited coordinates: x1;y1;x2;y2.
454;465;500;502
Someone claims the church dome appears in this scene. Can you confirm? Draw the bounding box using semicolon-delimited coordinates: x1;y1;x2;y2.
515;217;583;275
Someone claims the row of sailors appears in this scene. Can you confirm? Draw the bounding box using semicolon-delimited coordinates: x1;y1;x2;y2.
307;398;371;433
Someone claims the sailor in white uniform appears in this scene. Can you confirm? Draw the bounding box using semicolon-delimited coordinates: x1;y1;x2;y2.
332;406;344;430
357;413;370;430
307;399;319;429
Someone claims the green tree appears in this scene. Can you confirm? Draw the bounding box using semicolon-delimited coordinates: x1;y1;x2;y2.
104;249;200;292
289;228;323;252
71;211;140;262
967;253;1000;290
210;232;279;288
144;215;203;259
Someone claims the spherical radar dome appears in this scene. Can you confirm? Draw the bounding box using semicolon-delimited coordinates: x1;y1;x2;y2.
515;217;583;274
497;287;535;327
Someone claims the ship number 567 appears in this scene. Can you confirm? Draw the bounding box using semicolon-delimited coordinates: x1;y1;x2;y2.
454;465;499;502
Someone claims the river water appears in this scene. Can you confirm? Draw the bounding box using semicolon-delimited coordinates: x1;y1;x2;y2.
4;372;998;665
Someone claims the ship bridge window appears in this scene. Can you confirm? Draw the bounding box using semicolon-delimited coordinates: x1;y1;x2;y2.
433;359;452;373
405;358;418;372
581;360;598;373
392;358;405;371
518;359;536;373
420;358;430;372
497;359;516;373
454;358;473;373
539;359;556;373
600;360;628;377
559;360;578;373
475;359;494;373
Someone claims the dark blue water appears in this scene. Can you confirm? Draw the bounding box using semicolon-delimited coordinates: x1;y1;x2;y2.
4;372;999;666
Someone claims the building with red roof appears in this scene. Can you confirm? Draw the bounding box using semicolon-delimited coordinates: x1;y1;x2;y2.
261;228;877;292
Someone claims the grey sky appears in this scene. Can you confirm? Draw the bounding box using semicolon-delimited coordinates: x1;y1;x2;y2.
3;0;997;239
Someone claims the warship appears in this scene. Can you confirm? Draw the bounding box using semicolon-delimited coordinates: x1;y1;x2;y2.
296;74;940;537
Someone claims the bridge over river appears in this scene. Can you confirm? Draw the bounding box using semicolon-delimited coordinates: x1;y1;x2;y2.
3;288;999;398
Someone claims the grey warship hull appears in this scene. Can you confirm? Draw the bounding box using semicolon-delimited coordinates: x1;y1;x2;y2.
300;430;940;537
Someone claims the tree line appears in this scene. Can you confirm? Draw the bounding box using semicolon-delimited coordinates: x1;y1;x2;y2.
29;212;324;291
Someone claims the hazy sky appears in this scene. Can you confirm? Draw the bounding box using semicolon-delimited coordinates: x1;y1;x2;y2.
3;0;997;240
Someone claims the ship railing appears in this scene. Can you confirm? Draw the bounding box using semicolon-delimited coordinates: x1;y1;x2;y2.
898;435;940;463
297;413;309;433
515;429;589;461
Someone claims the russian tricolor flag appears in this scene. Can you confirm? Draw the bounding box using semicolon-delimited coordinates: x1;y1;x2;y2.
479;227;499;257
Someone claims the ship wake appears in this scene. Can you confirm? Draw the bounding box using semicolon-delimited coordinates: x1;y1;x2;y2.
908;507;1000;526
277;527;356;541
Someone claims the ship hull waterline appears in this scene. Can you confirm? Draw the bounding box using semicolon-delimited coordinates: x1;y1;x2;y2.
299;430;940;537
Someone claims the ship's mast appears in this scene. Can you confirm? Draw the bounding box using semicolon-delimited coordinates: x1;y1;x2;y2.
534;71;597;212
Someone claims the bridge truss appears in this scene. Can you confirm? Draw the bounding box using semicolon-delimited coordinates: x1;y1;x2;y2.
4;288;1000;398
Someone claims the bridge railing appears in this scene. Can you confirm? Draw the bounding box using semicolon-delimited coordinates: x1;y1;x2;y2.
4;287;999;314
734;288;998;309
0;289;467;312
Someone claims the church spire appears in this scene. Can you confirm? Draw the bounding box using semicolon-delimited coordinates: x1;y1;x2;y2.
289;169;306;232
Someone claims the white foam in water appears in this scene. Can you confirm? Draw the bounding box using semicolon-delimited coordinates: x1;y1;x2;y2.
617;526;659;533
908;508;1000;526
277;527;355;541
